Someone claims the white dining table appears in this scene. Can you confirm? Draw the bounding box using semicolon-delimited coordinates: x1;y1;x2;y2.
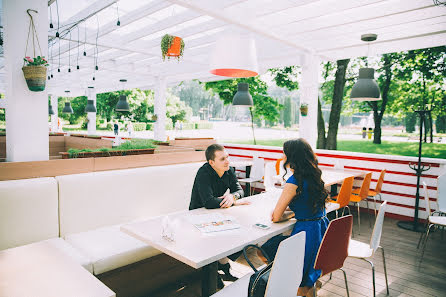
121;190;293;297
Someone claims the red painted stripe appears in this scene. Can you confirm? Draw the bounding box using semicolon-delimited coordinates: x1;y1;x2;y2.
316;152;440;167
345;165;439;179
370;178;438;191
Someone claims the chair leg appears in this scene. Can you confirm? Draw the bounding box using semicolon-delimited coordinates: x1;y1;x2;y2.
329;272;332;280
372;195;377;218
380;247;389;295
357;202;361;235
417;223;429;249
339;268;350;297
363;259;376;297
366;199;372;228
420;224;434;261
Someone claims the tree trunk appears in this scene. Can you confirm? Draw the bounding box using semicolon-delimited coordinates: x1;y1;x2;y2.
429;111;433;143
372;54;392;144
326;59;350;150
317;98;326;149
249;107;256;145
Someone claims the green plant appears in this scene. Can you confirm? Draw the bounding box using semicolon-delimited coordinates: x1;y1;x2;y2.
23;56;49;66
161;34;185;61
300;103;308;108
117;139;156;150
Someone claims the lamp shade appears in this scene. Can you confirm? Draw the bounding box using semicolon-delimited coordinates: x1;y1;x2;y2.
351;68;381;101
48;104;55;115
232;83;253;106
115;95;130;111
85;100;97;113
62;102;74;113
210;35;258;78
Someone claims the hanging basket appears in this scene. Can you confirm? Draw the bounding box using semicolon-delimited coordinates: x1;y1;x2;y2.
167;37;182;57
300;105;308;116
161;34;185;61
22;65;47;92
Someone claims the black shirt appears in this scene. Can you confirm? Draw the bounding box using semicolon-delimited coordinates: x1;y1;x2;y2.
189;163;244;210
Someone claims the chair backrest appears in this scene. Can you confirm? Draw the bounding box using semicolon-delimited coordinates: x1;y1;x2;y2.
374;170;386;194
336;176;354;208
314;215;353;276
358;172;372;200
263;161;276;191
369;201;387;253
422;181;432;216
437;174;446;212
275;158;283;175
250;157;265;180
265;231;306;297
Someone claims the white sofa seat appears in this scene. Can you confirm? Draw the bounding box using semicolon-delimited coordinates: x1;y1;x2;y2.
0;177;59;250
64;224;161;275
44;237;94;273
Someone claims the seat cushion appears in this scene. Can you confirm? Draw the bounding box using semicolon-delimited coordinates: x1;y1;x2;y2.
348;239;373;258
64;225;161;275
44;238;93;273
352;188;377;197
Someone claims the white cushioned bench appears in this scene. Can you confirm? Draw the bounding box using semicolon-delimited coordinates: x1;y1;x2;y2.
56;162;202;275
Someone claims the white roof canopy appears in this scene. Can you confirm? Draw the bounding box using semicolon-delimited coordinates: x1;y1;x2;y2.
1;0;445;96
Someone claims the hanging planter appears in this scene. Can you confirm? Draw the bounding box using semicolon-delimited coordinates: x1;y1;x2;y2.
161;34;185;61
300;103;308;116
22;10;49;92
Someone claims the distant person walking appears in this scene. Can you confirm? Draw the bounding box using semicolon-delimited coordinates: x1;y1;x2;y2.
113;120;119;136
127;122;133;137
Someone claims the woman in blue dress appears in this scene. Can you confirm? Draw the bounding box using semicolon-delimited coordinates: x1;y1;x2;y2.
260;138;329;296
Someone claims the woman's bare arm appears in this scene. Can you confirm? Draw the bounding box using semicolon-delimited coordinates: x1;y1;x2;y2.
272;183;297;223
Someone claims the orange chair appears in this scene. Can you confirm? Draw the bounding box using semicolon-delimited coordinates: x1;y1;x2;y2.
353;169;386;217
326;176;354;217
350;172;372;234
313;215;353;297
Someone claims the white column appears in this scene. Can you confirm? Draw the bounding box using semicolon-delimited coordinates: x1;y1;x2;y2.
50;94;58;132
87;88;97;135
154;77;167;141
4;0;49;162
299;53;319;149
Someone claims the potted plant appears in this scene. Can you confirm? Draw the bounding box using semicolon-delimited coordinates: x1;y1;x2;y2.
22;56;49;91
300;103;308;116
161;34;185;61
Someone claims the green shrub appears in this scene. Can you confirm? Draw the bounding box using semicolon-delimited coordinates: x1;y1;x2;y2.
117;139;156;150
180;122;195;130
146;123;154;131
165;117;173;130
195;122;213;129
405;113;417;133
436;115;446;133
133;122;146;131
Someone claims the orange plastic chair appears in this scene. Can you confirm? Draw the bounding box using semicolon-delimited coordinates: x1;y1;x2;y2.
326;176;354;217
313;215;353;297
353;169;386;217
350;172;372;234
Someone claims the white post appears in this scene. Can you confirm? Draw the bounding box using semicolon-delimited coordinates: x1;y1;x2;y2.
154;77;167;141
50;94;58;132
87;88;97;135
4;0;49;162
299;53;319;149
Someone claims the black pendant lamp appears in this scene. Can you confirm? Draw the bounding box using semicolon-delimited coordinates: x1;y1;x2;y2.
62;90;74;113
351;34;381;101
232;83;253;106
115;79;130;112
49;104;55;115
85;100;97;113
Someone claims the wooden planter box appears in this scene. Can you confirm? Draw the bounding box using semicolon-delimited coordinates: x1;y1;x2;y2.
60;148;155;159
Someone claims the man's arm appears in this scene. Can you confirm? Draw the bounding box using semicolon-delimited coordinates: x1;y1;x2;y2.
196;173;222;209
228;169;244;199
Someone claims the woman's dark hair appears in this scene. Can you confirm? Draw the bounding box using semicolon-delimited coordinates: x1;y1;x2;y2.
282;138;329;213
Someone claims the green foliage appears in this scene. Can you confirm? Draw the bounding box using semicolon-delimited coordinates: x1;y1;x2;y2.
161;34;185;61
117;139;156;150
166;94;192;125
146;123;154;131
195;122;213;129
24;56;49;66
204;77;281;124
283;97;292;128
132;122;146;131
268;66;300;91
405;113;417;133
436;115;446;133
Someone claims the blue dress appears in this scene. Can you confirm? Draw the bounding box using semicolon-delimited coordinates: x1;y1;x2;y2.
261;175;329;287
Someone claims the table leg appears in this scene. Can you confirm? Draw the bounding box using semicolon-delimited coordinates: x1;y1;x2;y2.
330;184;338;197
202;261;218;297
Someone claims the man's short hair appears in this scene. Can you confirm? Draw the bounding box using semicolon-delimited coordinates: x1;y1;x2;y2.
205;144;225;161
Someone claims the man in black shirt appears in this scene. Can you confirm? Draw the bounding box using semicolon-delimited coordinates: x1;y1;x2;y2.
189;144;250;286
189;144;248;210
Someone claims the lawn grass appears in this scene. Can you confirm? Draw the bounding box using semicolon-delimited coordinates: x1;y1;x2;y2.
223;139;446;159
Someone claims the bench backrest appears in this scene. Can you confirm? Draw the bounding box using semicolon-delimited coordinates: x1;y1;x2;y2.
0;177;59;250
57;162;203;237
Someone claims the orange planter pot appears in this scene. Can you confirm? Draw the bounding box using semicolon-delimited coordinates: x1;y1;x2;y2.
167;37;182;57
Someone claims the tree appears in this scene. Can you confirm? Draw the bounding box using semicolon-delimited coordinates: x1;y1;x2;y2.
166;93;192;124
283;97;292;128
